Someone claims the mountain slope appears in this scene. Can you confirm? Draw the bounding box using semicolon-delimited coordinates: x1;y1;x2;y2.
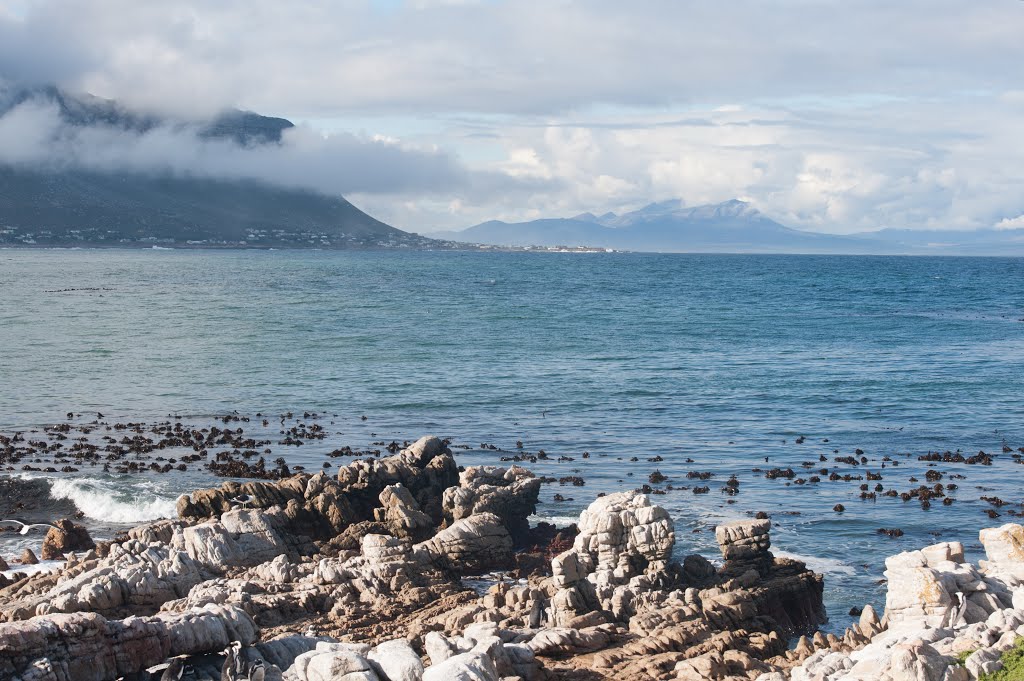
0;166;438;248
0;84;440;248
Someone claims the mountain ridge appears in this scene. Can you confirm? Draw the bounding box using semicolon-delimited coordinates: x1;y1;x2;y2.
0;83;450;249
431;200;1024;255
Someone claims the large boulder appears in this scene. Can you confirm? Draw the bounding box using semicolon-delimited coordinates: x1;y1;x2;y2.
549;491;675;624
416;513;514;574
40;520;95;561
716;519;773;576
442;465;541;546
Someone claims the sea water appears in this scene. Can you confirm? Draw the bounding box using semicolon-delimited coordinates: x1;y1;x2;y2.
1;248;1023;632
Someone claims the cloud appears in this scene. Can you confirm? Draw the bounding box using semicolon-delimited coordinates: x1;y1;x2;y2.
1;1;1022;118
995;215;1024;231
0;94;556;202
1;1;1023;232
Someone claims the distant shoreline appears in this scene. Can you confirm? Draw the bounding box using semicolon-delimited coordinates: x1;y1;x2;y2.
4;243;1024;257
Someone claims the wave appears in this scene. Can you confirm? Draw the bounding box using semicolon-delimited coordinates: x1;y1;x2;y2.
47;478;179;523
528;514;580;527
774;549;857;576
1;560;63;578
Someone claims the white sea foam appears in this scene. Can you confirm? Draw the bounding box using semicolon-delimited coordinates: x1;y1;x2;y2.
48;478;178;523
2;560;63;579
774;549;857;576
528;514;580;528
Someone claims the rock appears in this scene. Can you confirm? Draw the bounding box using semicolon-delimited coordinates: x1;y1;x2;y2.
367;639;424;681
303;647;380;681
20;549;38;565
416;513;513;574
422;651;499;681
526;627;611;655
374;484;434;542
716;519;772;576
0;604;255;681
442;466;541;545
177;436;458;541
0;555;7;571
981;523;1024;585
2;539;204;621
41;519;95;560
171;508;288;569
549;491;675;624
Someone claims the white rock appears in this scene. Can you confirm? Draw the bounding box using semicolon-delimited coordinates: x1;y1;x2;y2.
367;639;424;681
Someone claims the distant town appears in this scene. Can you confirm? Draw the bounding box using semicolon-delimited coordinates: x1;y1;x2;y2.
0;224;613;253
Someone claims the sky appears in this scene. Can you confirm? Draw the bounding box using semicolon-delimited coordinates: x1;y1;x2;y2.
0;0;1022;234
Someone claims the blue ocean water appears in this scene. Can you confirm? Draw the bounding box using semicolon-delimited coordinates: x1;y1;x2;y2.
2;249;1023;632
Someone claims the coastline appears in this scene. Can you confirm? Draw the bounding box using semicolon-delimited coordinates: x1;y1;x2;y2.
1;436;1022;681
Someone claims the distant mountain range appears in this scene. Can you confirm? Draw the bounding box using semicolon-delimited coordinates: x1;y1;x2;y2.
0;84;449;249
3;85;1022;254
432;199;1024;255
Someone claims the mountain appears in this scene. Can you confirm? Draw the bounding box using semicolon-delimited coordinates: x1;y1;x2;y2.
0;84;445;249
443;199;884;253
439;200;1024;254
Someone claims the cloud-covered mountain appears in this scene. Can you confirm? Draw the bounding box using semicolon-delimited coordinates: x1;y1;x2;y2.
438;200;1024;255
0;85;449;248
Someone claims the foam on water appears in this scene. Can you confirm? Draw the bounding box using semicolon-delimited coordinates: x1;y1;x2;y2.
47;478;179;523
528;514;580;527
774;549;858;576
2;560;63;579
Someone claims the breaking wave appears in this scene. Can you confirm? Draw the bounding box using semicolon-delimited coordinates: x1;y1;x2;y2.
47;477;179;523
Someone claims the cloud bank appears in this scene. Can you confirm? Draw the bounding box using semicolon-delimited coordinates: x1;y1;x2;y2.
1;1;1022;232
0;92;555;203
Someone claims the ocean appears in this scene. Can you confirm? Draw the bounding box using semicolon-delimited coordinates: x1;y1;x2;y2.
1;248;1023;633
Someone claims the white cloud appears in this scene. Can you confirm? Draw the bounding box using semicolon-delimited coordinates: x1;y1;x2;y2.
995;215;1024;231
1;1;1023;233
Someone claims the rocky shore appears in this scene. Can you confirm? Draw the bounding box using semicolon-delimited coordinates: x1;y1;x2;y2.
0;436;1021;681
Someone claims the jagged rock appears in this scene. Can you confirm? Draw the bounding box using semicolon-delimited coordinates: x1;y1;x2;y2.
1;539;205;621
176;436;458;542
374;485;434;542
442;465;541;545
716;519;773;576
40;520;95;561
0;604;255;681
549;491;675;625
20;550;38;566
336;436;459;523
170;509;288;569
416;513;513;574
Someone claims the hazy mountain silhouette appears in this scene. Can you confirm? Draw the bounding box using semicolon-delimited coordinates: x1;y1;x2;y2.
435;200;1024;254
